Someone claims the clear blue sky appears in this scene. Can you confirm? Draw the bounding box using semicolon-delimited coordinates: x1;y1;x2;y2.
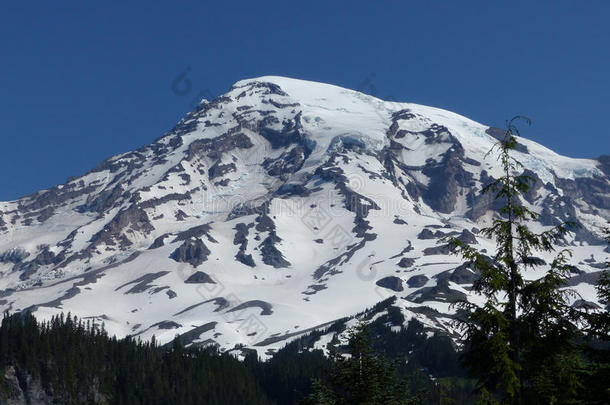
1;1;609;201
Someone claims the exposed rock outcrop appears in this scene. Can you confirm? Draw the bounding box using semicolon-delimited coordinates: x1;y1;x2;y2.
170;238;211;267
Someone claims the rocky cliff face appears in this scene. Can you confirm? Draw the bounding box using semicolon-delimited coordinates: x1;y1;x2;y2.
1;365;106;405
0;76;608;357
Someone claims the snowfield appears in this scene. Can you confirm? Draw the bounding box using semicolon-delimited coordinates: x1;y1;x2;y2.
0;76;608;358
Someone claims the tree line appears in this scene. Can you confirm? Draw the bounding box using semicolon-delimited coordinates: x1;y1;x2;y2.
0;307;477;404
0;116;608;404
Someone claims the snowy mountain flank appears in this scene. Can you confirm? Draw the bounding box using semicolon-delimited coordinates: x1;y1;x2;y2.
1;76;609;357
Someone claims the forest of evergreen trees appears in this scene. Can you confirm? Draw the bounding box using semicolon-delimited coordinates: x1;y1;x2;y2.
1;296;607;404
0;308;476;404
1;119;608;404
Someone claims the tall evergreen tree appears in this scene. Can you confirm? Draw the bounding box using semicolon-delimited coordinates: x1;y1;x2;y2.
578;226;610;404
306;322;419;405
590;227;610;338
448;116;584;404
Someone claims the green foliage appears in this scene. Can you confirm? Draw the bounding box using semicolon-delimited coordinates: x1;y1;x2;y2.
587;227;610;339
0;312;271;404
0;310;477;404
247;331;332;404
577;226;610;404
448;117;586;404
306;322;419;405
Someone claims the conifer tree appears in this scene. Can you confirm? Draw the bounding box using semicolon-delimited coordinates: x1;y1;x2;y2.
448;116;584;404
589;227;610;338
578;226;610;404
306;322;419;405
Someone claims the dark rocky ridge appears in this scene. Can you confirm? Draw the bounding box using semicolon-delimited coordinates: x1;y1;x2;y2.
376;276;404;292
170;238;211;267
184;271;216;284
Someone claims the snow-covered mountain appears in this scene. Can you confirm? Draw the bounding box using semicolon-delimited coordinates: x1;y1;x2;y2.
1;76;608;357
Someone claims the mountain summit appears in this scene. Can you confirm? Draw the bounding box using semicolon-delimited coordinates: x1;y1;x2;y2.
1;76;608;356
